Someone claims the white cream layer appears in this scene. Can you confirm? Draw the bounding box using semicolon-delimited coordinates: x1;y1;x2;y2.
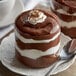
56;9;76;16
16;42;60;59
59;19;76;28
15;30;60;43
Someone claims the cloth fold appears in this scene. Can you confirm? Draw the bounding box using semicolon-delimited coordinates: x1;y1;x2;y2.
0;24;14;40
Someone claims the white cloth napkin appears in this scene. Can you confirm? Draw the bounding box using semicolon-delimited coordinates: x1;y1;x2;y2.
23;0;41;11
0;24;14;39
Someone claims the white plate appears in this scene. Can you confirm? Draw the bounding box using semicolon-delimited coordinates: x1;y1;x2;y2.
0;0;24;28
0;33;76;76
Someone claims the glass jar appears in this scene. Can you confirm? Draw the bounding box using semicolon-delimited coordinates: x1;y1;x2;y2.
50;0;76;38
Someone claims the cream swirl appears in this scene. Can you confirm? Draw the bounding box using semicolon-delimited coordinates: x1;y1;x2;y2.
27;9;47;25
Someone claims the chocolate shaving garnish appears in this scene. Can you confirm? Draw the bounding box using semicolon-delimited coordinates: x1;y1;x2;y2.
29;10;40;18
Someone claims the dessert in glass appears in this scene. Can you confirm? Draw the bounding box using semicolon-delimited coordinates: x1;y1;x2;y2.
15;9;61;68
51;0;76;38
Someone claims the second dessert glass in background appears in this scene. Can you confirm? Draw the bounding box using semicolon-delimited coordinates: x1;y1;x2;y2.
50;0;76;38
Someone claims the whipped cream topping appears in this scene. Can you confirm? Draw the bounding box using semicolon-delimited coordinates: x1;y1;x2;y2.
26;10;47;25
16;42;60;59
15;30;60;43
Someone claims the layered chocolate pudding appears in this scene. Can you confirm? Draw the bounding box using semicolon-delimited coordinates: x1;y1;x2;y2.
51;0;76;38
15;9;61;68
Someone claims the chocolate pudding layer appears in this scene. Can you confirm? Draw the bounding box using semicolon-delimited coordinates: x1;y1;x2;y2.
15;9;60;68
52;0;76;38
61;27;76;38
16;51;59;68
